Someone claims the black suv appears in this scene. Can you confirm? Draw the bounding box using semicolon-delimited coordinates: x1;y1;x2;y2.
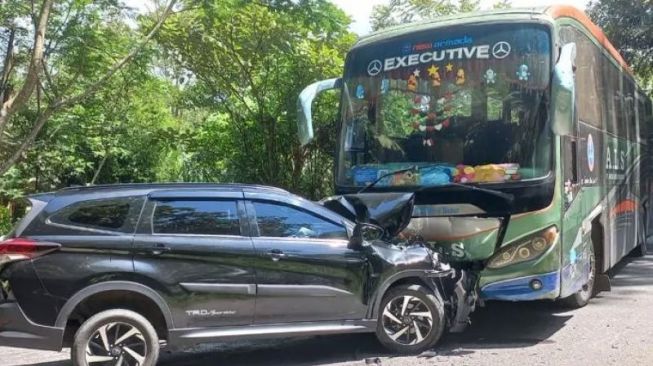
0;184;472;365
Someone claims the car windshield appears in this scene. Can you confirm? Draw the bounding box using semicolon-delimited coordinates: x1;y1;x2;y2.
337;23;552;188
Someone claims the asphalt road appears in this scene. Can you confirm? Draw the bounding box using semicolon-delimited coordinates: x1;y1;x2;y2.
3;243;652;366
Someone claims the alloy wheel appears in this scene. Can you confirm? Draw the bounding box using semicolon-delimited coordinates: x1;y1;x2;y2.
382;295;433;345
85;322;147;366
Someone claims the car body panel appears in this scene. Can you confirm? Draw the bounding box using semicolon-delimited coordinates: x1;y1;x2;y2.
0;183;469;352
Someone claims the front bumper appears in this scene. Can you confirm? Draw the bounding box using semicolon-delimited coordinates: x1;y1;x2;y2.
0;301;63;351
480;271;560;301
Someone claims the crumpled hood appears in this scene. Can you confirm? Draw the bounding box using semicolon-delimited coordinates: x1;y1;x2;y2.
321;192;415;238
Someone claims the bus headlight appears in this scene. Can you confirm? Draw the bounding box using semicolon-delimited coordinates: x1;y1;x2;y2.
487;226;559;269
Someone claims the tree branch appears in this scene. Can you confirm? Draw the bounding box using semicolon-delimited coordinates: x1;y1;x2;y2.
0;0;53;133
54;0;177;110
0;0;178;176
0;26;16;101
0;105;56;175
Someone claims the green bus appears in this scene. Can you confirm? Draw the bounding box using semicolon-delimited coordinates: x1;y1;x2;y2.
297;5;653;307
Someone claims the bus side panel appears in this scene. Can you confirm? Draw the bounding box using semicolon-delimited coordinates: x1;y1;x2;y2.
559;122;602;298
604;135;642;268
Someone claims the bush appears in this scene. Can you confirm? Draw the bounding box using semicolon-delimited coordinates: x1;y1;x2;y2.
0;206;11;237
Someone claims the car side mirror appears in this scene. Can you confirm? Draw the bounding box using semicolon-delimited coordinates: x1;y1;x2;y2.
349;222;385;250
551;43;576;136
297;78;342;146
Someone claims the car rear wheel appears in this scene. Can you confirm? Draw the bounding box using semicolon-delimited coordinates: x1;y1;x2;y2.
71;309;159;366
375;284;445;354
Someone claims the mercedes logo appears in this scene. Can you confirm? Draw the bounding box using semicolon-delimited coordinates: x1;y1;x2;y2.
492;42;511;59
367;60;383;76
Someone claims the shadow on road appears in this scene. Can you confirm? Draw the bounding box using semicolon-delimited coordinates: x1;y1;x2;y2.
24;244;653;366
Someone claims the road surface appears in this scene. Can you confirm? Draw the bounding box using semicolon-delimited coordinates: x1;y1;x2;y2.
2;243;652;366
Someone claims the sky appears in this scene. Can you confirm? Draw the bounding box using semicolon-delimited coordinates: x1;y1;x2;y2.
330;0;591;35
124;0;591;35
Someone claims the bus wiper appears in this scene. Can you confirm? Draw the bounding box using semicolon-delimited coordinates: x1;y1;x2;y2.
437;181;514;205
358;166;417;193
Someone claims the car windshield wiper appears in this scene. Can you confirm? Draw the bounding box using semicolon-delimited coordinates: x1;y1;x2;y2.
358;166;417;193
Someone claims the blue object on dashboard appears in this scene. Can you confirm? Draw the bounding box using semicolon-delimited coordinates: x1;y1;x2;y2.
420;166;452;186
353;166;380;186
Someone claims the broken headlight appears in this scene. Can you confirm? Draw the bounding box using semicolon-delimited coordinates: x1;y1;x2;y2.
487;226;558;269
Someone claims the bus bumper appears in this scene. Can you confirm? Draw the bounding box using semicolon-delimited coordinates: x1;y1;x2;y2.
480;271;560;301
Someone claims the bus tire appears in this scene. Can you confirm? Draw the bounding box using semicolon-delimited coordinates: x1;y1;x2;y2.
630;209;648;257
631;240;647;257
560;243;596;309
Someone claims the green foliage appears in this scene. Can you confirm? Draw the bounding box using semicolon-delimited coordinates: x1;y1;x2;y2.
152;0;355;198
588;0;653;90
371;0;481;31
0;0;174;200
0;206;10;236
370;0;516;31
492;0;511;10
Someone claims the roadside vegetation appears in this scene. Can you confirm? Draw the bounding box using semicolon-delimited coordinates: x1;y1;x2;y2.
0;0;650;232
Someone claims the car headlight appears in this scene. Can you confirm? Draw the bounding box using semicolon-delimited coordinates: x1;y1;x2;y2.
487;226;558;269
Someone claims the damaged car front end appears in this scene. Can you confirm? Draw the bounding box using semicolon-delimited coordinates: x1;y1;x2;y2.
324;192;485;349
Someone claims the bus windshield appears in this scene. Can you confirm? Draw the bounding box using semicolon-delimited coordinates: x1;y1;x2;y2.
337;24;552;188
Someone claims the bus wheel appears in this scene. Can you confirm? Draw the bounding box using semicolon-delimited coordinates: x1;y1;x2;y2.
631;240;648;257
560;244;596;309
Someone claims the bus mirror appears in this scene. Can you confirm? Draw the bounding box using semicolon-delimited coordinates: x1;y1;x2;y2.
551;43;576;136
297;78;342;146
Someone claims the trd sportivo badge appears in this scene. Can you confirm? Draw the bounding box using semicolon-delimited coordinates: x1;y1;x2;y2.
186;309;237;317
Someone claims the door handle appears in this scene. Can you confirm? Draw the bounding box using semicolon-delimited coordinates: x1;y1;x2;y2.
148;243;171;256
268;249;286;261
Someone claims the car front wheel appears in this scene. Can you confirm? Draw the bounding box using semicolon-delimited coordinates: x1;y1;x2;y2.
375;284;445;354
71;309;160;366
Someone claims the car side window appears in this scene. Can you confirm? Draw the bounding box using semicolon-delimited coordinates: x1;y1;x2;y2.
49;196;144;233
153;200;240;236
252;201;347;240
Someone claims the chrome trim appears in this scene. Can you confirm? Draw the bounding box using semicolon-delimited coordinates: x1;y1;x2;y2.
257;284;353;297
148;233;247;239
173;321;373;342
255;236;349;245
180;283;256;296
44;218;126;236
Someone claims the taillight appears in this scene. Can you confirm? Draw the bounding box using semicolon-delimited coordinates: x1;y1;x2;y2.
0;237;60;266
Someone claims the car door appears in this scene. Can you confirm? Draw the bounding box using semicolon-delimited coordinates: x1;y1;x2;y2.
244;191;368;324
133;189;257;328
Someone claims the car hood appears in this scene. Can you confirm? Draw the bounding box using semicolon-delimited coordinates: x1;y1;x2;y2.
321;192;415;238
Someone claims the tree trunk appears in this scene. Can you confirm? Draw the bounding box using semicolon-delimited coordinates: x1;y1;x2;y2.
0;0;53;135
90;153;109;185
0;26;16;103
0;0;177;176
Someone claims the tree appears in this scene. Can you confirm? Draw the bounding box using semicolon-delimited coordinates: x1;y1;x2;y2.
153;0;355;198
0;0;177;176
371;0;480;31
588;0;653;86
492;0;511;9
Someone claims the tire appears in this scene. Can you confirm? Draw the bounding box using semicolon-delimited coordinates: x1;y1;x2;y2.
631;241;647;257
560;244;596;309
375;284;445;354
71;309;159;366
632;208;649;257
